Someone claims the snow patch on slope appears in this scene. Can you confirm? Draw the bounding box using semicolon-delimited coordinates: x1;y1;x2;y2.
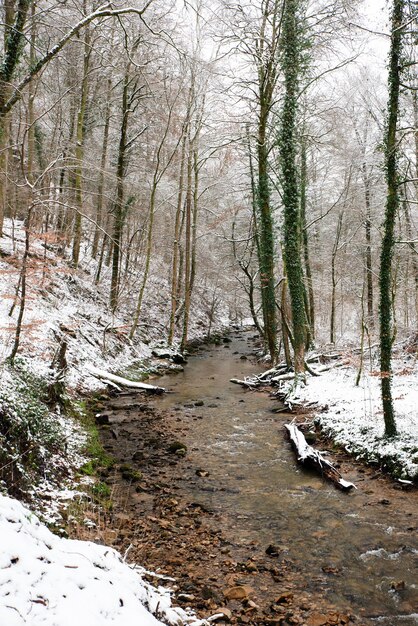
0;494;205;626
285;362;418;480
0;218;228;393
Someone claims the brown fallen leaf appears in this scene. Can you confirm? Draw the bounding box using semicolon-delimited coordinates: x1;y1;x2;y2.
223;585;254;601
307;613;328;626
274;591;293;604
215;607;232;620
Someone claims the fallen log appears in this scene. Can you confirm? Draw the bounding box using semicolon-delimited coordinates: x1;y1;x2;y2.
258;365;289;380
270;372;297;383
230;377;259;388
285;423;356;491
86;365;165;394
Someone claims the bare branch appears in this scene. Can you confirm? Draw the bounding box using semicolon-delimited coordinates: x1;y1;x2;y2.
0;1;154;116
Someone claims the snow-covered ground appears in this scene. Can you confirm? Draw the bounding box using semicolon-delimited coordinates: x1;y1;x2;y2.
0;495;204;626
0;219;228;392
284;359;418;480
0;219;148;389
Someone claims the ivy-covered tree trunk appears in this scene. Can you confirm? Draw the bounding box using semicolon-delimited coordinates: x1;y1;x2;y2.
279;0;306;376
379;0;404;438
257;105;279;362
251;0;282;364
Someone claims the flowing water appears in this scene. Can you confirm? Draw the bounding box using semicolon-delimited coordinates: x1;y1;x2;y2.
149;332;418;624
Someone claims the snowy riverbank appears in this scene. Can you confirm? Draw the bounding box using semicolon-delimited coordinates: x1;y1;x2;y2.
284;358;418;481
0;220;228;625
0;495;204;626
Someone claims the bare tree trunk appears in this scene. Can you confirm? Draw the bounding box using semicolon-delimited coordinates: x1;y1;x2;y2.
300;138;315;345
10;206;32;363
0;112;11;234
407;90;418;318
72;13;91;267
246;123;264;340
168;130;187;345
27;1;36;188
130;85;179;338
402;194;418;319
110;72;129;310
361;162;374;328
180;138;193;352
95;225;109;285
330;213;343;344
56;100;76;239
189;146;199;295
92;78;111;259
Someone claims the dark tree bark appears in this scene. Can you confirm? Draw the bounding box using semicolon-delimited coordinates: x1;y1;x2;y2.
110;71;129;310
379;0;404;438
168;130;187;345
330;213;343;344
92;78;112;260
10;206;32;364
180;136;193;353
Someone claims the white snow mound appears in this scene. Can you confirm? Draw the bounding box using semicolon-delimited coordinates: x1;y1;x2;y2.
0;495;204;626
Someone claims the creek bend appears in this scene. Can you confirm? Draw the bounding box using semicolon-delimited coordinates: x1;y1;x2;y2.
101;331;418;625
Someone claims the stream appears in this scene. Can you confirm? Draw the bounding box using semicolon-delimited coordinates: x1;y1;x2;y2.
145;331;418;624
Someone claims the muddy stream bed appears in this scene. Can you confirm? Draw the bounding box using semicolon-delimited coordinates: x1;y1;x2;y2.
95;332;417;626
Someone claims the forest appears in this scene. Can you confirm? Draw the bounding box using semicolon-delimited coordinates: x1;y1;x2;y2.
0;0;417;625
